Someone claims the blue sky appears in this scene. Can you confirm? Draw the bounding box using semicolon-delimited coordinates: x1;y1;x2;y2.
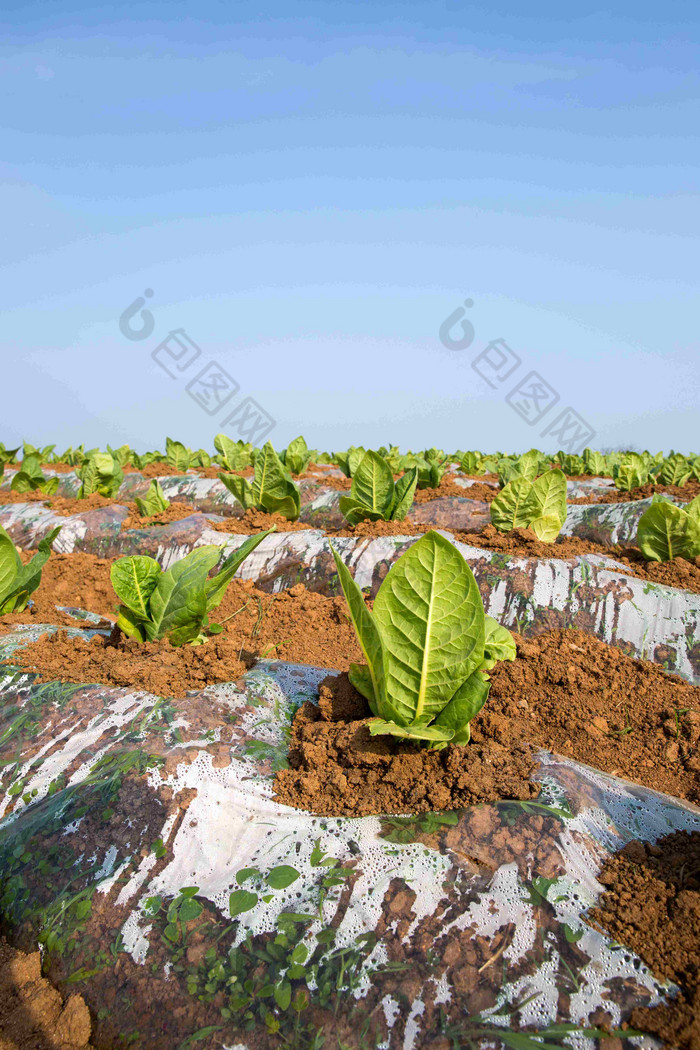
2;0;698;454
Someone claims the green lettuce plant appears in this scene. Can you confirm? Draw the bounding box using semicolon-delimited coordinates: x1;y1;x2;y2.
111;528;274;645
339;451;417;525
658;453;693;487
23;442;56;462
636;494;700;562
214;434;255;472
613;453;649;491
582;448;607;476
415;449;448;489
556;453;585;476
190;449;212;468
0;524;61;614
106;444;133;468
490;469;567;542
281;436;312;476
78;452;124;498
330;530;515;747
10;455;60;495
165;437;192;472
134;480;170;517
334;446;366;478
219;442;301;521
497;449;544;487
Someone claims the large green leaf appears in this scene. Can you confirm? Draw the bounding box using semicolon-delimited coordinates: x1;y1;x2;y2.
490;477;535;532
12;526;62;607
330;545;388;718
283;436;310;475
147;547;221;643
686;495;700;525
165;437;192;471
372;531;485;727
350;451;394;518
134;480;170;517
433;669;491;744
219;473;256;511
527;469;567;526
637;501;700;562
0;527;23;607
530;514;563;542
481;616;517;670
368;719;455;743
111;556;162;618
337;496;381;525
391;467;418;520
204;528;275;610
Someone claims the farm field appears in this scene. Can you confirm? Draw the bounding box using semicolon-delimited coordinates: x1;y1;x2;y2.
0;438;699;1050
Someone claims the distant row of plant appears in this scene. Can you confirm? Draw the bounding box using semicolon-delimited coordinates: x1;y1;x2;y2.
2;438;699;489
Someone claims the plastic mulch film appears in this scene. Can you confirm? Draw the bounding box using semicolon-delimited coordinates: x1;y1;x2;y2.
0;623;696;1049
0;471;668;549
0;505;697;681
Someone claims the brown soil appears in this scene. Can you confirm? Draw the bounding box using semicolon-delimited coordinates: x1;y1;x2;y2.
605;548;700;596
589;831;700;1050
121;462;183;477
38;462;77;473
0;938;94;1049
120;502;207;530
0;489;72;506
274;672;539;815
209;508;312;533
414;478;499;503
570;480;700;505
329;518;432;538
276;627;700;816
300;472;351;490
485;630;700;803
454;523;611;560
0;553;116;635
5;630;247;698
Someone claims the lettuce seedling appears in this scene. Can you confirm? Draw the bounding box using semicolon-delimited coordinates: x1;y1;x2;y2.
23;442;56;461
339;451;418;524
282;436;312;476
497;449;544;487
330;530;515;747
190;449;212;468
582;448;607;476
334;446;366;478
658;453;693;487
557;453;585;476
11;455;60;495
613;453;649;491
214;434;255;472
111;528;274;645
0;444;20;465
134;480;170;517
490;469;567;542
415;449;448;490
106;444;133;468
0;524;61;614
165;437;192;471
78;452;124;498
637;494;700;562
219;442;301;521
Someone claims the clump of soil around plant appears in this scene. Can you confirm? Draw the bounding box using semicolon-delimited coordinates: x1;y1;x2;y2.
569;480;700;505
0;938;94;1049
209;508;312;533
413;478;499;503
330;518;432;538
4;630;247;697
120;502;209;530
274;673;539;815
0;553;116;635
454;523;611;560
485;630;700;803
606;548;700;596
589;831;700;1050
